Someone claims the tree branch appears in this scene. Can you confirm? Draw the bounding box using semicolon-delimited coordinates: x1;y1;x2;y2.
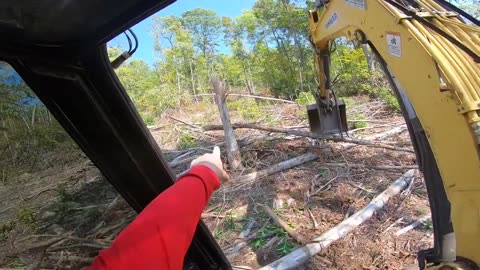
261;204;306;245
204;123;413;153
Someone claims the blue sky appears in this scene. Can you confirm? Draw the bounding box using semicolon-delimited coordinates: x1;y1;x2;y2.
109;0;256;65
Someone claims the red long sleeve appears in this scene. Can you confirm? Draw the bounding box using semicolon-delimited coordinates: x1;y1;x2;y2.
88;165;220;270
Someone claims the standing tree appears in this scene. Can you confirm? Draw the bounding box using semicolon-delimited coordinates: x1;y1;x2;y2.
181;8;222;84
211;77;243;171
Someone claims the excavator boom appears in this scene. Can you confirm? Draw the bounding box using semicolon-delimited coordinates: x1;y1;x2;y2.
308;0;480;267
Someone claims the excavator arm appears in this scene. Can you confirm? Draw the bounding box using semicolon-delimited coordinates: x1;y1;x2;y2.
308;0;480;268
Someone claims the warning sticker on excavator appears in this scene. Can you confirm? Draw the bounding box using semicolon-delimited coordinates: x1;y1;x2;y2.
386;32;401;57
346;0;366;10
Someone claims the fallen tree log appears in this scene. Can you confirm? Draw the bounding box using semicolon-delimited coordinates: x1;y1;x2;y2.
203;123;414;153
259;169;416;270
394;214;431;236
234;153;318;186
363;124;407;141
192;93;295;104
322;163;418;171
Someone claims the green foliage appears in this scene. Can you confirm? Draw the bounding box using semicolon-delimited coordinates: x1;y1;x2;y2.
177;133;197;150
228;99;263;121
111;2;405;126
114;59;185;122
142;114;156;126
17;208;36;228
423;219;433;230
294;92;315;106
378;87;400;112
224;213;243;232
276;239;294;255
0;63;75;174
342;97;358;107
350;113;368;129
0;221;16;241
251;224;293;251
331;43;400;112
181;8;222;58
213;213;244;240
331;44;372;97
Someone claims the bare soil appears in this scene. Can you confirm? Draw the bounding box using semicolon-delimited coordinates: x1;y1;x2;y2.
0;96;433;269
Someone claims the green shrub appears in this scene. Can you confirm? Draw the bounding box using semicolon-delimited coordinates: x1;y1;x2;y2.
17;208;36;228
342;97;358;107
378;87;400;112
294;92;315;106
228;98;262;121
350;113;368;129
178;133;197;150
276;238;294;255
142;114;156;126
330;44;400;113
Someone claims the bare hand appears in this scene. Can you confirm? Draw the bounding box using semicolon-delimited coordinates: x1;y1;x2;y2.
190;146;230;183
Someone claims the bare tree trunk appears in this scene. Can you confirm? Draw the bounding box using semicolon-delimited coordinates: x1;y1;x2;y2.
1;104;8;140
173;55;181;93
247;61;256;94
242;64;253;95
211;77;243;171
167;38;182;93
47;109;52;123
31;105;36;128
189;60;197;102
361;44;376;71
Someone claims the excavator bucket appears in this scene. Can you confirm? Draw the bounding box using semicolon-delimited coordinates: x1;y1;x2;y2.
307;100;348;136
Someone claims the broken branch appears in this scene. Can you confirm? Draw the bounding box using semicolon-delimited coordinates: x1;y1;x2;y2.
232;153;318;188
394;214;431;237
193;93;295;104
322;163;418;171
261;204;306;245
168;116;201;130
363;125;407;141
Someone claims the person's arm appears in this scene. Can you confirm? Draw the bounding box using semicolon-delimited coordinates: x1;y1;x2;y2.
89;147;228;270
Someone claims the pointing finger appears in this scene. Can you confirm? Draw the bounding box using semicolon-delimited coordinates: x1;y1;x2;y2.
213;146;221;156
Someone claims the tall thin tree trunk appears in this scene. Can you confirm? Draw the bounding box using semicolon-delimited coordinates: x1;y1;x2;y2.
189;60;197;101
173;55;181;92
361;44;376;71
31;105;36;128
242;64;253;95
211;77;243;171
247;61;256;94
47;109;52;123
293;35;305;94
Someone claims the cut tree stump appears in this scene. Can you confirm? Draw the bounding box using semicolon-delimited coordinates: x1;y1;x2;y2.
259;169;416;270
211;77;243;171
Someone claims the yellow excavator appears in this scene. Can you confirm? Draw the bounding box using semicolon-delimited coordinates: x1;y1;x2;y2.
305;0;480;268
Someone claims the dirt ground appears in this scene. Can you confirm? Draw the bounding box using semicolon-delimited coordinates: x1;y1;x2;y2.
0;97;433;269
